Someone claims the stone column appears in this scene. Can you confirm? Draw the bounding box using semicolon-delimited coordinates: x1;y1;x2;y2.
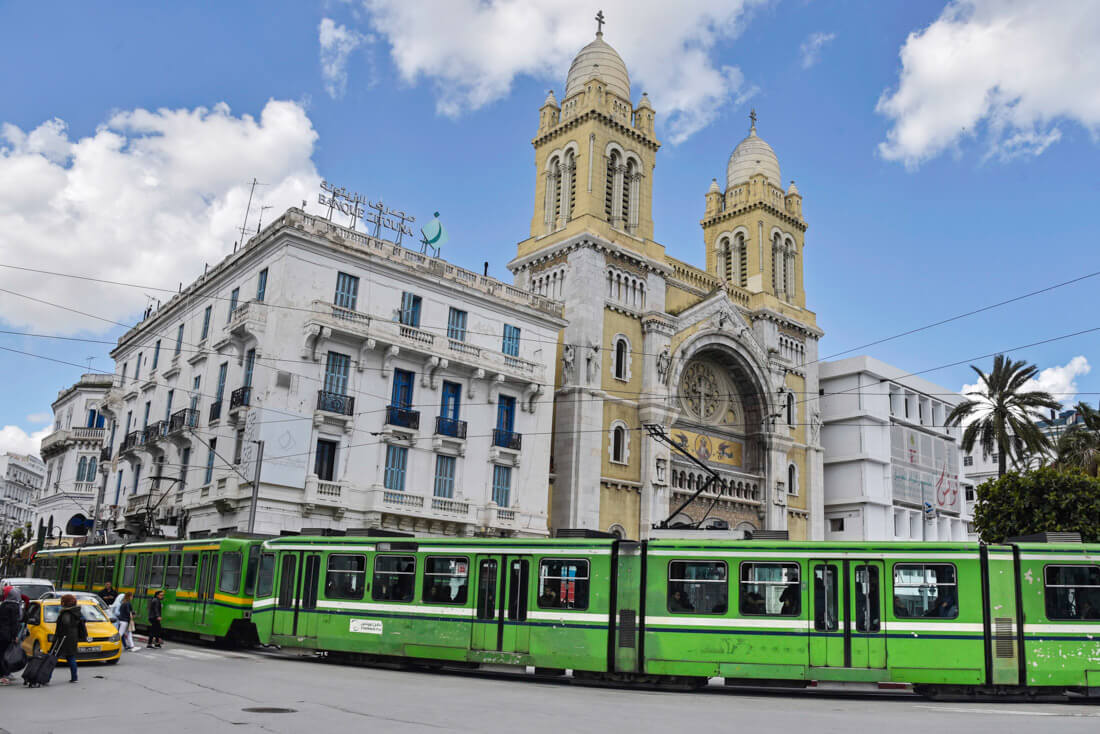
638;314;675;538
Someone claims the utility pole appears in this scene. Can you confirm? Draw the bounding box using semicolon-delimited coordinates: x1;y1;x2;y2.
247;440;265;533
89;466;108;546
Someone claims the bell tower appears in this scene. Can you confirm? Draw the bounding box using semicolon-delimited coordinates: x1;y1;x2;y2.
524;17;660;254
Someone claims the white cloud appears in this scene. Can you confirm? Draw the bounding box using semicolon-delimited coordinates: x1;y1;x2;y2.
799;32;835;69
319;17;369;99
0;424;51;457
959;355;1091;424
360;0;765;144
877;0;1100;167
26;413;51;424
0;100;321;334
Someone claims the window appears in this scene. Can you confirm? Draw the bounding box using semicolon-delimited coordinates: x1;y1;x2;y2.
334;272;359;310
243;349;256;388
324;352;350;396
216;362;228;402
447;308;467;341
423;556;469;604
149;554;166;587
854;565;881;632
325;554;366;600
611;425;626;464
77;457;88;483
152;340;161;370
433;455;456;498
788;464;797;495
228;287;240;321
502;324;521;357
166;552;181;588
740;562;801;616
537;559;589;610
191;376;201;412
399;292;422;327
813;565;839;631
829;517;845;533
76;558;88;584
201;305;212;340
204;439;217;485
668;561;728;614
135;353;141;380
175;324;184;355
121;363;128;386
218;552;242;593
786;392;795;426
180;447;191;488
256;268;268;302
132;463;142;494
991;453;999;463
496;395;516;433
391;368;414;409
122;556;136;586
233;429;244;464
893;564;958;618
372;555;415;602
256;554;276;597
142;401;151;429
440;381;461;421
1044;565;1100;620
963;456;974;467
315;439;337;481
383;446;408;491
613;337;628;380
245;545;261;596
180;553;198;590
492;465;511;507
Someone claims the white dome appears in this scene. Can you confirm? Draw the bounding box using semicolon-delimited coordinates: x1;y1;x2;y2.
564;33;631;102
726;126;781;190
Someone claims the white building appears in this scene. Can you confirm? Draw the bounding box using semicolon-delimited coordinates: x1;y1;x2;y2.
36;373;113;539
98;207;564;538
1;452;46;537
820;356;972;541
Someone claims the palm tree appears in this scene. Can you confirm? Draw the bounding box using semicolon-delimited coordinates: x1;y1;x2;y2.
1054;402;1100;476
946;354;1061;477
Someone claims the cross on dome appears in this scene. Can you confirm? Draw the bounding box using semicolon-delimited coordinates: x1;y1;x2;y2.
595;9;605;36
749;108;757;134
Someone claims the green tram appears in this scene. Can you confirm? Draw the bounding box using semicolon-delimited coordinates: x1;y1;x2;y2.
32;535;264;644
254;535;1100;697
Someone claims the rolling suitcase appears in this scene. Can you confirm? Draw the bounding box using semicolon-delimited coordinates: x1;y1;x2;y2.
22;636;64;688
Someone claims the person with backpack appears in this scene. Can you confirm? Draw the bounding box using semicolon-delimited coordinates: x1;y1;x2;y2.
147;590;164;649
0;586;24;685
54;595;88;683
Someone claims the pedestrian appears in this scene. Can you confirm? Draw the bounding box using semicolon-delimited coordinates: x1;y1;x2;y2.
55;594;88;683
98;581;118;607
147;590;165;649
116;592;135;651
0;586;23;685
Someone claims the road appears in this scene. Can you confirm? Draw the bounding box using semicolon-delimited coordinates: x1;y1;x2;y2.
3;639;1100;734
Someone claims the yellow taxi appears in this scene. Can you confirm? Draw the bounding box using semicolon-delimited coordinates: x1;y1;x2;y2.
21;598;122;664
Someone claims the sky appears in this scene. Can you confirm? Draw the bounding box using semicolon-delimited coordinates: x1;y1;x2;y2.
0;0;1097;455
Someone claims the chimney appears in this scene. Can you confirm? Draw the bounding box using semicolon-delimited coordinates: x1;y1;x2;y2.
483;262;489;277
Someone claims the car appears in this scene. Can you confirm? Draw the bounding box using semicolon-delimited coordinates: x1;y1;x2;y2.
0;577;54;600
40;591;116;622
21;598;122;665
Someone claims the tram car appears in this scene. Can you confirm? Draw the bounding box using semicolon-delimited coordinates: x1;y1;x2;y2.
253;534;1100;698
32;535;265;644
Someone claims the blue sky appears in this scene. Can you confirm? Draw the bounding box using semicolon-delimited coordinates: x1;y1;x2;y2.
1;0;1097;453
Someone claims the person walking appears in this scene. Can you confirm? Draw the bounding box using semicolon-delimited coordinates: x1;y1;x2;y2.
0;586;23;685
116;592;135;651
147;590;164;649
55;594;88;683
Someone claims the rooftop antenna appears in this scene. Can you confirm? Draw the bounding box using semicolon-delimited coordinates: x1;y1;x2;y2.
237;177;268;247
256;205;273;234
85;356;95;371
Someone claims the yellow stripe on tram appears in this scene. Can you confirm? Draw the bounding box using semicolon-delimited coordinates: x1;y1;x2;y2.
213;593;252;606
176;591;198;600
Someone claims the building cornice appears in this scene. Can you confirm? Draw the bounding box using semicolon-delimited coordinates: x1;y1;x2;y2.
701;199;807;234
533;109;660;152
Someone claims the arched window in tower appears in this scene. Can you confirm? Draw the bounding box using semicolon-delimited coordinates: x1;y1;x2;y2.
736;234;747;288
622;159;638;232
609;422;629;464
544;154;561;232
614;337;628;380
605;151;621;223
788;464;798;495
612;425;625;462
784;238;796;300
561;149;576;225
88;457;97;479
786;392;796;427
720;236;732;284
771;233;783;296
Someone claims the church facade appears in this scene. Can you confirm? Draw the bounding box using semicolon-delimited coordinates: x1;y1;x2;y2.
508;29;825;540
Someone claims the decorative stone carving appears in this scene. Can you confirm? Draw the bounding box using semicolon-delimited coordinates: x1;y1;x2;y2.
679;361;723;422
810;410;822;445
656;346;671;385
585;344;601;385
562;344;576;382
381;345;400;377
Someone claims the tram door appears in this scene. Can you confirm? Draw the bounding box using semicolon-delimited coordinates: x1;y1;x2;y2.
271;552;321;640
810;561;845;667
471;555;530;654
849;562;886;668
134;554;152;622
195;551;218;627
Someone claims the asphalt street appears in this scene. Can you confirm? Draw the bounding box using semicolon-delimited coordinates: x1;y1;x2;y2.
3;640;1100;734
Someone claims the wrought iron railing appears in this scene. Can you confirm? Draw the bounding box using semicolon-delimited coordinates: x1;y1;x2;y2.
317;390;355;416
169;408;199;433
492;429;522;450
230;385;252;410
385;405;420;429
435;415;467;439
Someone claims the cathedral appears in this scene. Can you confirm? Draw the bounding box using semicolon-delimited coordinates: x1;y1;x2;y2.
508;25;824;540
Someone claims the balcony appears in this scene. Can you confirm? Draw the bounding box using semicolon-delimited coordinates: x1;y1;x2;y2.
73;481;97;495
142;421;167;445
317;390;355;416
492;429;522;450
228;300;266;338
40;426;106;458
168;408;199;434
385;405;420;430
99;446;112;463
435;416;467;439
119;430;142;455
430;496;471;516
230;385;252;410
209;400;222;423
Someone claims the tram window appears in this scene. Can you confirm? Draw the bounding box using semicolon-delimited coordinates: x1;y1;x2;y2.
423;556;469;605
740;562;801;616
893;564;958;619
165;553;181;589
854;565;881;632
372;555;415;602
256;554;276;597
122;556;136;586
219;552;243;594
813;565;839;631
667;561;728;615
244;546;261;596
76;558;88;584
1044;565;1100;620
149;554;166;588
90;558;103;586
537;559;589;610
278;556;297;609
325;554;367;600
103;558;116;586
180;553;198;591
